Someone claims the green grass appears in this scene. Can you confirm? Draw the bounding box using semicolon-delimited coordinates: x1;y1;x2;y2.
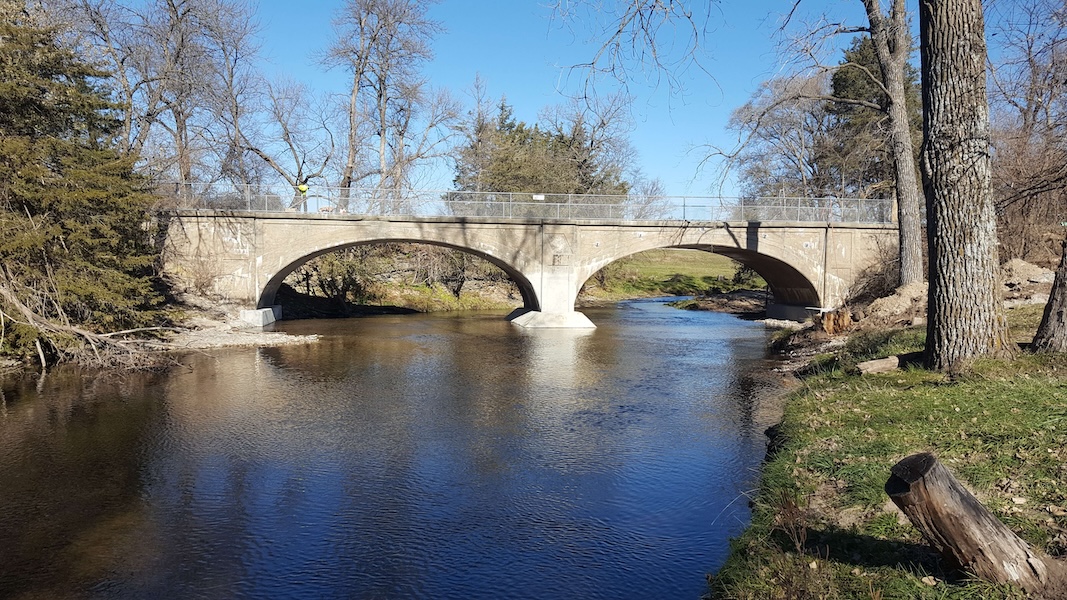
585;249;764;299
374;283;515;313
710;309;1067;599
621;248;738;281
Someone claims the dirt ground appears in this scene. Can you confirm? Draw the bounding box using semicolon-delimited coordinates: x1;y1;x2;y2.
159;294;321;351
673;289;773;318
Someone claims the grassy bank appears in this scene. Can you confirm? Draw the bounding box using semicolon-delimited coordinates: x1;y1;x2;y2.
709;306;1067;599
582;249;762;301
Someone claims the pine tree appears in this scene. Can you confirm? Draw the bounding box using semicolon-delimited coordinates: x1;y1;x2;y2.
0;17;168;365
827;36;921;198
452;100;630;196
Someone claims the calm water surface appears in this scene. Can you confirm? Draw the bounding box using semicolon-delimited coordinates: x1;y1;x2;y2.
0;299;778;600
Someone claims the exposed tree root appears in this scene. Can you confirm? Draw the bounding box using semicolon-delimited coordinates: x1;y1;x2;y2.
0;282;169;370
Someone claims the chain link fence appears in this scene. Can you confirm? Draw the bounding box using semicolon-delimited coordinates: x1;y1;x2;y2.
154;183;894;224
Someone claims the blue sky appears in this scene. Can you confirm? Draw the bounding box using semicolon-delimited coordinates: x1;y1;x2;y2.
255;1;874;197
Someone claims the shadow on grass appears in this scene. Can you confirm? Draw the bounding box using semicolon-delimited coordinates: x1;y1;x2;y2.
800;526;946;575
777;522;1008;595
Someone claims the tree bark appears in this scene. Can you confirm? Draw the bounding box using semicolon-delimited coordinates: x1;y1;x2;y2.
919;0;1015;371
1032;237;1067;352
886;453;1067;597
864;0;925;287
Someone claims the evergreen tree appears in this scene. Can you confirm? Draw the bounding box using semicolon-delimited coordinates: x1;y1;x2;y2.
453;100;630;196
826;36;921;198
0;16;167;364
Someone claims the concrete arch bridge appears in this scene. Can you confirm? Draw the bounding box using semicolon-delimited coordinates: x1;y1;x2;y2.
162;208;897;328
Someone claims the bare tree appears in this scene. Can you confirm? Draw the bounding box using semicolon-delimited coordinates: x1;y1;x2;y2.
727;74;837;198
548;0;714;96
556;0;1013;370
452;75;498;193
59;0;263;186
863;0;924;286
62;0;174;163
986;0;1067;350
556;0;923;288
626;174;669;219
0;0;23;20
987;0;1067;265
919;0;1015;370
198;0;263;187
777;0;924;287
382;83;461;191
1033;236;1067;352
326;0;458;211
241;80;335;209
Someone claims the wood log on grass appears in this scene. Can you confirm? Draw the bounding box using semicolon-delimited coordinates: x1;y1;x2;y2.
885;453;1067;598
857;352;923;375
857;355;901;375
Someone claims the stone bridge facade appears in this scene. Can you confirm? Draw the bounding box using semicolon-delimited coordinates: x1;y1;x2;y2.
162;211;898;327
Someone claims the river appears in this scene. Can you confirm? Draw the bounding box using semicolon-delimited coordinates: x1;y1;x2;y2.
0;299;778;600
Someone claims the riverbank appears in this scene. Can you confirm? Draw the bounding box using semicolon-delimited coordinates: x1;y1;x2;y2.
705;264;1065;599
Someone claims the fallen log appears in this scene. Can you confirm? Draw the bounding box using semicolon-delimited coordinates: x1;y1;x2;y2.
857;352;923;375
885;453;1067;598
857;355;900;375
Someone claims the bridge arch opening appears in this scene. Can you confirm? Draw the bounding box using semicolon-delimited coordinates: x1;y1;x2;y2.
257;239;539;317
703;245;822;308
578;246;821;316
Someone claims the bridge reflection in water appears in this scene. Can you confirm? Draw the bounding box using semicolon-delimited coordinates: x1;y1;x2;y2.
0;302;778;599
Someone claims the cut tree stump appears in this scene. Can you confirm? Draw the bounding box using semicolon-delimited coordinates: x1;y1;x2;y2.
817;309;853;335
885;453;1067;598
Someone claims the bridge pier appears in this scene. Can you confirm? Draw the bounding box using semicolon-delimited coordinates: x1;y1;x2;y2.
501;223;598;328
507;308;596;328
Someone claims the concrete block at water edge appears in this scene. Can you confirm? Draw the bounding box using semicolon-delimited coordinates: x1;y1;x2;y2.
510;310;596;329
240;308;276;327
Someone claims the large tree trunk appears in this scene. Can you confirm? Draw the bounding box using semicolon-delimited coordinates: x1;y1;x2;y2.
1032;237;1067;352
864;0;925;287
886;80;925;287
919;0;1015;371
886;453;1067;597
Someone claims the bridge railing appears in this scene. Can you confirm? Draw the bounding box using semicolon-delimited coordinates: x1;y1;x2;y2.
153;183;894;224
